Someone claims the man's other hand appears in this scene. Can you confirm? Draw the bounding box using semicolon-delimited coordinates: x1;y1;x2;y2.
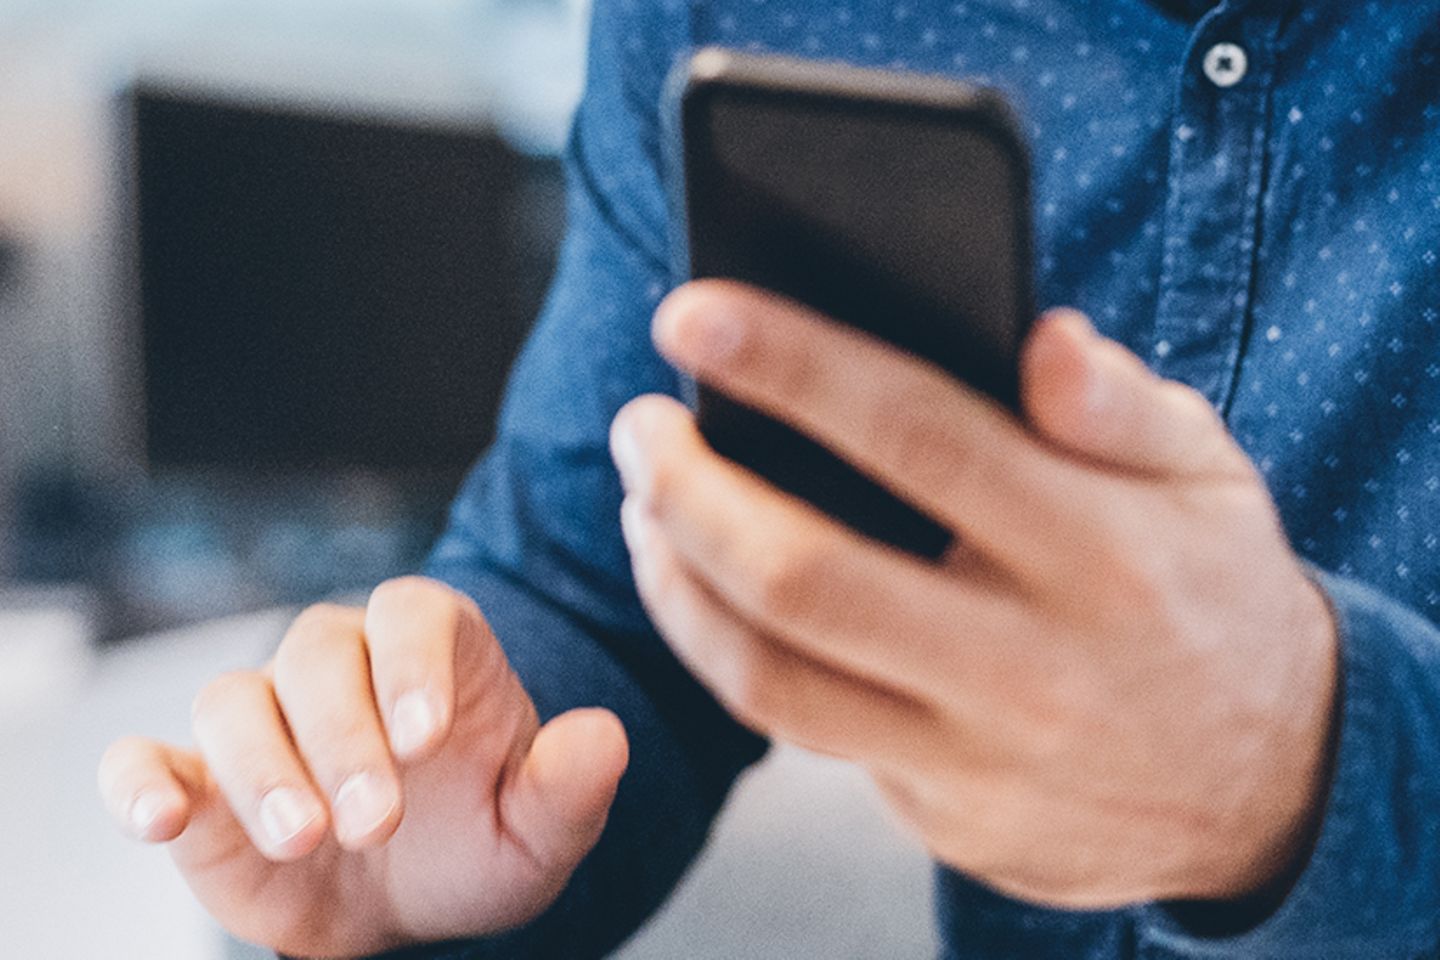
99;577;628;959
611;280;1337;909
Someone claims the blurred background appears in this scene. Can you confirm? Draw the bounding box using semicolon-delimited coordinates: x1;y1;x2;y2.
0;1;935;957
0;0;583;638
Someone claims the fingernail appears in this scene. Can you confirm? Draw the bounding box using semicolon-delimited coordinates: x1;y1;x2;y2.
619;496;642;550
611;415;643;484
259;786;320;849
333;772;399;845
619;496;656;559
655;299;744;368
128;790;168;838
391;690;438;758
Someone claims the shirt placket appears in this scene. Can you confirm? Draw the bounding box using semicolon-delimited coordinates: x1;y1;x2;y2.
1150;1;1282;411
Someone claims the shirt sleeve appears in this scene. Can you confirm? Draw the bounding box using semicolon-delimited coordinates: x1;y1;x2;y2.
1138;569;1440;957
345;1;768;956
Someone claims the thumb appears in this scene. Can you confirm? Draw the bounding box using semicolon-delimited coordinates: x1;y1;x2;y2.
499;707;629;874
1021;309;1250;479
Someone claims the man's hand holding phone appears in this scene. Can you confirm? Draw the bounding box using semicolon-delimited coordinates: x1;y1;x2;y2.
612;280;1339;908
97;579;628;959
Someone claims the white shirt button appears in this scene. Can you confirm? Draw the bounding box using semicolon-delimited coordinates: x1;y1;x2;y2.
1203;42;1249;88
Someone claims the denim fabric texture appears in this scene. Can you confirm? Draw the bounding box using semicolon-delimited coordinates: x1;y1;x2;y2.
412;1;1440;956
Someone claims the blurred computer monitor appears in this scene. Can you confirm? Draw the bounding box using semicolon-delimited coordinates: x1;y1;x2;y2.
127;84;562;475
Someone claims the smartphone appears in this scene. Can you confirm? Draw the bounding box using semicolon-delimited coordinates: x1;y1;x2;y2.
664;48;1034;559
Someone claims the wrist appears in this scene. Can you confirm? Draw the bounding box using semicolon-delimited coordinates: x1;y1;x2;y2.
1193;572;1341;904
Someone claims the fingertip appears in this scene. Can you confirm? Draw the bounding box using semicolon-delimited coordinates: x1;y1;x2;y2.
1023;308;1101;438
504;707;630;869
610;401;646;486
1022;312;1238;476
529;708;630;808
98;739;199;844
654;278;750;330
652;282;710;356
614;393;689;435
610;395;695;495
1027;309;1097;374
652;283;696;354
1040;306;1095;334
570;707;630;781
653;280;750;370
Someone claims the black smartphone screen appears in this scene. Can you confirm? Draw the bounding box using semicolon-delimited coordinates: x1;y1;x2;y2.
670;50;1034;558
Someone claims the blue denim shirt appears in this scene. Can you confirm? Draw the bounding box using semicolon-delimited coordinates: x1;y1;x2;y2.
414;1;1440;956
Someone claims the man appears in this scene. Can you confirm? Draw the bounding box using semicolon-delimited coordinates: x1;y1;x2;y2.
99;1;1440;957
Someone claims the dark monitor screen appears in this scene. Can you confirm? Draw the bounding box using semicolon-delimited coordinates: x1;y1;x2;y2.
130;86;560;474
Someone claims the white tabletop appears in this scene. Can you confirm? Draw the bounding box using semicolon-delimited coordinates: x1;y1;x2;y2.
1;604;935;959
0;606;291;960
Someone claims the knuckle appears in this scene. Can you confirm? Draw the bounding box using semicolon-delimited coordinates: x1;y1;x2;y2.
305;712;379;762
750;544;824;623
1079;513;1140;578
1021;670;1091;766
612;396;653;451
875;772;962;855
370;574;449;609
714;642;781;730
1120;558;1171;623
1090;543;1179;638
102;734;150;763
283;604;345;641
877;396;954;486
190;671;262;732
763;335;822;407
1096;549;1149;608
950;808;1018;880
1166;381;1217;425
1163;382;1252;473
287;602;356;641
275;615;361;685
420;604;466;650
877;388;1014;504
874;772;924;824
368;575;475;645
97;736;150;788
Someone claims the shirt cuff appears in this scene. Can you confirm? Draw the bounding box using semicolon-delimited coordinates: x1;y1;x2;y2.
1136;569;1440;957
